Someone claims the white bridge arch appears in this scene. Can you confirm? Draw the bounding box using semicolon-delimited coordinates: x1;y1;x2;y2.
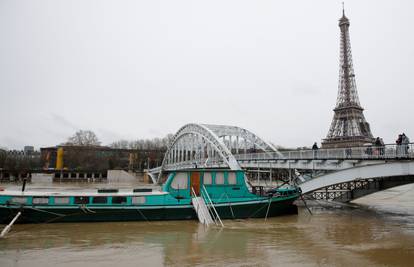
156;123;280;182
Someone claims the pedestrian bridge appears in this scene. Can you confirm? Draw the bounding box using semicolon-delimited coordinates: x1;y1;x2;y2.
299;161;414;202
148;123;414;201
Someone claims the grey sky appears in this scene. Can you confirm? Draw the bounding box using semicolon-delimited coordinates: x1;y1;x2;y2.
0;0;413;150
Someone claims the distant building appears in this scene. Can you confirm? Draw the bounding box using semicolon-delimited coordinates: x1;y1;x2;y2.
0;148;41;172
40;145;165;171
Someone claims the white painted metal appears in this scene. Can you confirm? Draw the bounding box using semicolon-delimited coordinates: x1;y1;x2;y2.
146;172;158;184
0;211;21;238
300;161;414;194
203;124;281;156
191;187;214;225
149;123;414;186
157;123;283;182
202;185;224;227
235;143;413;161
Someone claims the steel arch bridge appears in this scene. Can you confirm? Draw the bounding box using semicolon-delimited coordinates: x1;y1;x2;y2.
152;123;280;182
298;161;414;202
147;123;414;202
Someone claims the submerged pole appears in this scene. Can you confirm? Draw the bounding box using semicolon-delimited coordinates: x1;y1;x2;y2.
0;212;22;238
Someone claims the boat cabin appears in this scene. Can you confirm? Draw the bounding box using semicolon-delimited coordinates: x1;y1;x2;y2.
163;169;251;200
0;170;298;208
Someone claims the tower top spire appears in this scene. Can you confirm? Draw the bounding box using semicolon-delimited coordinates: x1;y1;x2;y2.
339;2;349;26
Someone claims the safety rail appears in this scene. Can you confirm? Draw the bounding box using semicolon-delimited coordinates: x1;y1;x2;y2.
191;187;214;225
234;143;414;161
201;185;224;227
149;143;414;176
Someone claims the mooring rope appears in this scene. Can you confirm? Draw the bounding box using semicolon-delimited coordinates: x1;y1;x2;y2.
136;208;149;222
26;206;66;217
224;192;235;219
0;204;66;217
264;197;272;222
247;200;269;219
300;194;313;215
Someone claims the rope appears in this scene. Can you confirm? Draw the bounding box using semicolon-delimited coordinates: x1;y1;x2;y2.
247;200;269;219
224;192;235;219
264;197;272;222
300;194;313;215
79;205;96;214
26;206;66;217
84;206;96;214
136;208;149;222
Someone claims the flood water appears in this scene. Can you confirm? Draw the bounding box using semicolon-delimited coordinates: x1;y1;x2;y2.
1;181;414;267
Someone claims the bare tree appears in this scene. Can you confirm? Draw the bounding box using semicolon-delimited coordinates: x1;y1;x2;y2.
110;134;173;150
110;139;129;149
65;130;101;146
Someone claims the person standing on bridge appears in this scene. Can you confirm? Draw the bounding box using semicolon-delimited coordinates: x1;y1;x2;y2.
312;142;318;159
374;137;385;156
402;133;410;157
396;134;403;157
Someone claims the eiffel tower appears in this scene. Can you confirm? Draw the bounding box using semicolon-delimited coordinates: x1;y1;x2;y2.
322;6;374;148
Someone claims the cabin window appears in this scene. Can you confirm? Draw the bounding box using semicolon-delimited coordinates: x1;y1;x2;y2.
133;188;152;193
132;196;146;205
171;173;188;189
112;196;127;204
92;196;108;204
54;197;70;205
215;172;224;185
32;197;49;205
227;173;237;185
74;196;90;204
10;197;28;204
203;173;212;185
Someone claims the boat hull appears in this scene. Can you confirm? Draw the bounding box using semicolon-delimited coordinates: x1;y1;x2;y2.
0;197;297;224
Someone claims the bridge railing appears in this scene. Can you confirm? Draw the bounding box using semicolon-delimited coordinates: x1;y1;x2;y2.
234;143;414;161
163;158;228;171
152;143;414;173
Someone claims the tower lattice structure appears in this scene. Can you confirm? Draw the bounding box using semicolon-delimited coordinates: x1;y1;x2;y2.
322;8;374;148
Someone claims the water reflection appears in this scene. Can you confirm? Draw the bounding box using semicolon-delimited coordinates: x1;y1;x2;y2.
1;183;414;266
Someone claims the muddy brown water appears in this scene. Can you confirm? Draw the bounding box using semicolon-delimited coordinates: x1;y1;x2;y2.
1;181;414;267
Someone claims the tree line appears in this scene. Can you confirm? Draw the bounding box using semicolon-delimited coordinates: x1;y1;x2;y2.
1;130;173;172
62;130;174;150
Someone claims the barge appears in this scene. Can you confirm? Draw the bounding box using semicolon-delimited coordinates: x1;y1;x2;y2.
0;170;300;224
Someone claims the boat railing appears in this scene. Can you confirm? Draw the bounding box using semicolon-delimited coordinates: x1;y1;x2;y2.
199;187;217;225
201;185;224;227
191;187;211;225
251;185;266;196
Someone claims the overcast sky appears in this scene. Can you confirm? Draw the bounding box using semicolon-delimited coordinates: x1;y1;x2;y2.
0;0;413;150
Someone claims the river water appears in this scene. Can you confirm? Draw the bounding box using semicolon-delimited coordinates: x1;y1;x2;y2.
1;181;414;267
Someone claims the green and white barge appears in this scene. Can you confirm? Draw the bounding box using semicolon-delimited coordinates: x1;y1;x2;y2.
0;170;300;224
